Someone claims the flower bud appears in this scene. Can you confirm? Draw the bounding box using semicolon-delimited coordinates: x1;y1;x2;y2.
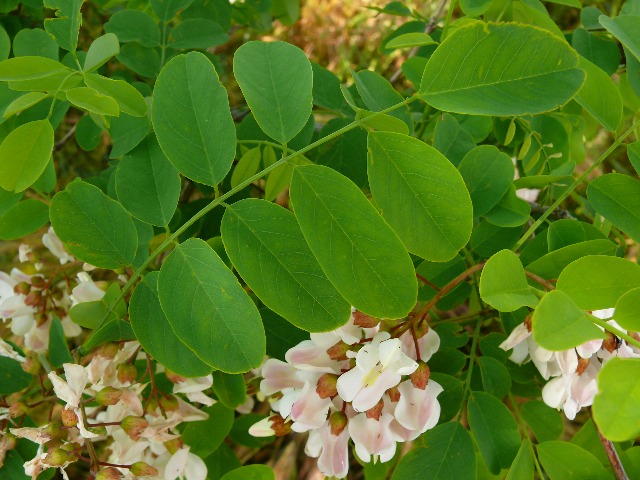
9;402;27;418
352;310;380;328
54;307;67;319
603;332;620;353
365;399;384;420
35;312;49;327
410;361;430;390
44;447;72;466
13;282;30;295
164;437;184;455
95;343;119;359
130;461;159;477
21;353;40;375
24;290;42;307
159;395;179;412
46;421;64;438
413;320;430;339
524;315;533;333
60;442;81;453
329;411;348;436
116;363;137;385
316;373;338;399
95;467;123;480
269;414;292;437
327;341;350;361
61;409;79;427
95;387;122;406
387;386;401;402
120;416;148;441
0;432;17;451
30;276;45;288
165;369;186;384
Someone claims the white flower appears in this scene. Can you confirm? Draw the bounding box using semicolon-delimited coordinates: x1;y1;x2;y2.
0;338;25;362
349;412;397;463
42;227;75;265
337;333;418;412
70;272;105;305
305;421;350;479
164;447;207;480
394;379;442;434
248;416;276;437
173;376;215;406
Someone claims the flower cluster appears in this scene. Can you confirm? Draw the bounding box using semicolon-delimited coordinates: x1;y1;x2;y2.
249;310;442;478
500;309;640;420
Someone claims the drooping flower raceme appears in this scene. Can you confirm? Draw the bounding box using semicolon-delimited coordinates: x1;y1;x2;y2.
250;310;442;478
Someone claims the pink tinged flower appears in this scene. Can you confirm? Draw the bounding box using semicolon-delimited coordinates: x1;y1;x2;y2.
70;272;105;305
164;447;207;480
235;395;255;414
394;380;442;434
305;422;350;479
10;427;54;445
42;227;75;265
248;416;276;437
337;334;418;412
1;295;35;320
310;311;362;348
25;320;51;353
260;359;305;395
576;338;603;359
289;382;333;432
348;412;397;464
399;328;440;362
285;340;341;373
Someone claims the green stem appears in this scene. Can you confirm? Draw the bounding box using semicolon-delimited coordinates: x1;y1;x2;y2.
456;318;482;420
513;119;640;251
94;96;419;332
589;315;640;350
47;73;77;120
237;139;296;155
160;22;168;68
440;0;458;41
508;392;545;479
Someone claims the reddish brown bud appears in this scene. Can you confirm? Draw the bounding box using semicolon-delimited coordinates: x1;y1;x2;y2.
35;312;49;327
95;467;123;480
165;369;187;384
164;437;184;455
120;416;148;441
576;356;590;376
524;315;533;333
53;307;67;319
130;461;159;476
30;276;45;288
366;399;384;420
316;373;339;399
44;447;72;467
603;332;620;353
8;402;27;418
117;363;138;384
329;411;348;436
629;331;640;343
327;341;350;361
353;310;380;328
387;386;401;402
269;414;292;437
13;282;30;295
159;395;179;412
61;409;79;427
96;387;122;406
24;290;42;307
410;361;430;390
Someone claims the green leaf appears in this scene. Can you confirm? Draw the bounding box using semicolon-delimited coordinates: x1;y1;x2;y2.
117;43;160;78
83;74;147;117
628;141;640;176
468;391;521;474
290;164;417;319
0;357;31;394
588;173;640;244
0;120;54;192
556;255;640;310
181;403;234;458
521;400;563;443
83;320;135;352
115;135;180;226
478;356;511;398
49;317;73;367
262;308;308;361
152;52;235;186
506;441;534;480
158;238;265;373
572;28;620;76
129;272;213;378
151;0;195;21
3;92;50;118
613;287;640;331
367;132;473;262
75;115;102;151
433;113;476;166
599;15;640;62
109;113;151;159
391;422;476;480
234;41;313;144
575;57;623;132
220;466;274;480
230;414;274;448
50;180;138;269
169;19;229;49
460;0;492;16
221;199;351;332
84;33;119;72
537;441;611;479
547;219;607;251
471;221;522;258
66;87;120;116
43;0;83;52
532;290;606;350
480;250;539;312
205;444;241;480
525;240;618;280
593;357;640;442
0;56;67;81
353;70;412;132
311;62;353;116
419;22;585;115
104;10;161;48
458;145;514;216
231;147;261;189
385;32;437;49
484;186;531;227
0;200;49;240
12;28;59;60
0;25;9;61
212;371;246;409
